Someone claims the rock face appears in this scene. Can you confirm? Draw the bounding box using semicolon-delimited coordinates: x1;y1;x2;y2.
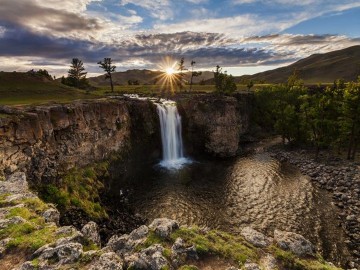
178;93;252;157
0;98;159;184
149;218;179;238
81;221;101;246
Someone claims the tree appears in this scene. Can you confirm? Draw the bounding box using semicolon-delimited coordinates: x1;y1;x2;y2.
67;58;88;88
213;65;237;94
176;57;187;91
189;60;202;92
98;58;116;92
246;80;254;91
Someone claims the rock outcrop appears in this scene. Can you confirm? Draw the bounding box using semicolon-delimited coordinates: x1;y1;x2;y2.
178;93;252;157
0;98;159;184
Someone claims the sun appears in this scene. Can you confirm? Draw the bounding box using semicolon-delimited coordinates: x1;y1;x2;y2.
166;67;175;75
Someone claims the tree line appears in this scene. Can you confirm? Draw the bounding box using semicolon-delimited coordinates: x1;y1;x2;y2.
254;73;360;159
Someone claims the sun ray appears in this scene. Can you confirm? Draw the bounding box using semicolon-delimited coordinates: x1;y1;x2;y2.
154;56;181;96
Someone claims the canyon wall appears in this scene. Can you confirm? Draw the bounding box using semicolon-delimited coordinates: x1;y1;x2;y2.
0;98;159;184
0;94;253;183
178;93;252;157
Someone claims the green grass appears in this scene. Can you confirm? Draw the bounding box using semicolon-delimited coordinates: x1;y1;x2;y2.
39;161;110;219
0;72;96;105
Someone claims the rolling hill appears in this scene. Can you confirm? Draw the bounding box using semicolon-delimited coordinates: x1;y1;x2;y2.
88;69;214;86
237;45;360;84
0;72;92;105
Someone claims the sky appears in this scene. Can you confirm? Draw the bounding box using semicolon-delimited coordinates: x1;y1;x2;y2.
0;0;360;77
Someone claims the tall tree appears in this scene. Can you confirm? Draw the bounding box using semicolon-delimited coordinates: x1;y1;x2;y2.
68;58;87;88
213;65;236;94
98;58;116;92
177;57;187;91
189;60;202;92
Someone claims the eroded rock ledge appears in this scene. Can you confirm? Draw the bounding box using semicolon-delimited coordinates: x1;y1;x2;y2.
0;173;344;270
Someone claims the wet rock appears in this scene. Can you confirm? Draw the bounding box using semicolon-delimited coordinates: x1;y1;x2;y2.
43;208;60;225
274;229;315;257
241;227;272;248
89;252;123;270
81;221;101;246
149;218;179;238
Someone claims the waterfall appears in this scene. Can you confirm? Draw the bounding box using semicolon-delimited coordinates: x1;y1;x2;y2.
156;101;189;169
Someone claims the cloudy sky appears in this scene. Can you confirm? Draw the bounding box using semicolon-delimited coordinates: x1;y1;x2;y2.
0;0;360;77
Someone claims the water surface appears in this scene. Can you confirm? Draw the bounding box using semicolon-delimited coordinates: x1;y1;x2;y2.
110;149;350;266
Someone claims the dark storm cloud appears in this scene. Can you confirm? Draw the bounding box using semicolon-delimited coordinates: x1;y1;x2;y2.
0;27;111;62
0;0;101;34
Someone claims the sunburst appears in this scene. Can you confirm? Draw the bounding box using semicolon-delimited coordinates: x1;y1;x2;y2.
154;56;181;95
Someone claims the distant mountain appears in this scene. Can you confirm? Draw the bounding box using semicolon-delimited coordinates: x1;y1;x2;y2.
88;69;214;86
236;45;360;84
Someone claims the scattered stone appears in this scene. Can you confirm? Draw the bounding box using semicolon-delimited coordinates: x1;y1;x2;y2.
39;242;83;264
241;227;272;248
0;216;26;229
126;244;169;270
260;254;277;270
81;221;101;246
244;262;261;270
43;208;60;225
274;229;315;257
149;218;179;238
89;252;123;270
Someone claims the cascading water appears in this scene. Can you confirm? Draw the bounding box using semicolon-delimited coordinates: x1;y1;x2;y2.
156;100;190;169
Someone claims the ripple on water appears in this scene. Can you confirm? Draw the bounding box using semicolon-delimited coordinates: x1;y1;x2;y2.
111;152;351;266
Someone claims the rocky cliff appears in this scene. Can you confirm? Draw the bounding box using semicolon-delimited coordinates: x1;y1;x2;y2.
0;98;159;184
178;93;252;157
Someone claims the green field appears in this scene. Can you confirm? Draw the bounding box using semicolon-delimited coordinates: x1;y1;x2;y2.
0;72;95;105
0;72;261;106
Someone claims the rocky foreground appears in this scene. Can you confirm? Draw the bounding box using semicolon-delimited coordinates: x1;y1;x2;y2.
0;172;346;270
270;148;360;269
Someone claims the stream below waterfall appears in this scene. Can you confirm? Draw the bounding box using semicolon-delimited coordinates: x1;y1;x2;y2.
109;145;351;267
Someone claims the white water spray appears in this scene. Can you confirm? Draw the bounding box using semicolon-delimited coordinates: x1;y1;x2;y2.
156;100;190;169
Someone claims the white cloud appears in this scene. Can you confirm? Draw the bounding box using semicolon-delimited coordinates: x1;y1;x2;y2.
120;0;173;20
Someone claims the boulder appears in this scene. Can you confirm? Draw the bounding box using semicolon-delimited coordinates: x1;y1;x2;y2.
171;237;198;261
274;230;315;257
81;221;101;246
39;242;83;264
90;252;123;270
43;208;60;225
241;227;272;248
260;254;277;270
244;262;261;270
149;218;179;238
0;216;26;229
126;244;169;270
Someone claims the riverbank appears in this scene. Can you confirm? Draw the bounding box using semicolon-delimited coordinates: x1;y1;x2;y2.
268;146;359;269
0;172;343;270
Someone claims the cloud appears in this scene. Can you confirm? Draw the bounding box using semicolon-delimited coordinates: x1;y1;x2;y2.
0;0;102;39
119;0;173;20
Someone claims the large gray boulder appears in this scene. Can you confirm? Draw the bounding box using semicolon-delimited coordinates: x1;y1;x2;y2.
43;208;60;225
149;218;179;238
89;252;123;270
107;225;149;255
274;230;315;257
81;221;101;246
38;242;83;264
125;244;169;270
241;227;272;248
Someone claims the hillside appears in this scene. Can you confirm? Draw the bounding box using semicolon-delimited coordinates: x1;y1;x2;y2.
0;72;93;105
88;69;214;86
237;45;360;84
